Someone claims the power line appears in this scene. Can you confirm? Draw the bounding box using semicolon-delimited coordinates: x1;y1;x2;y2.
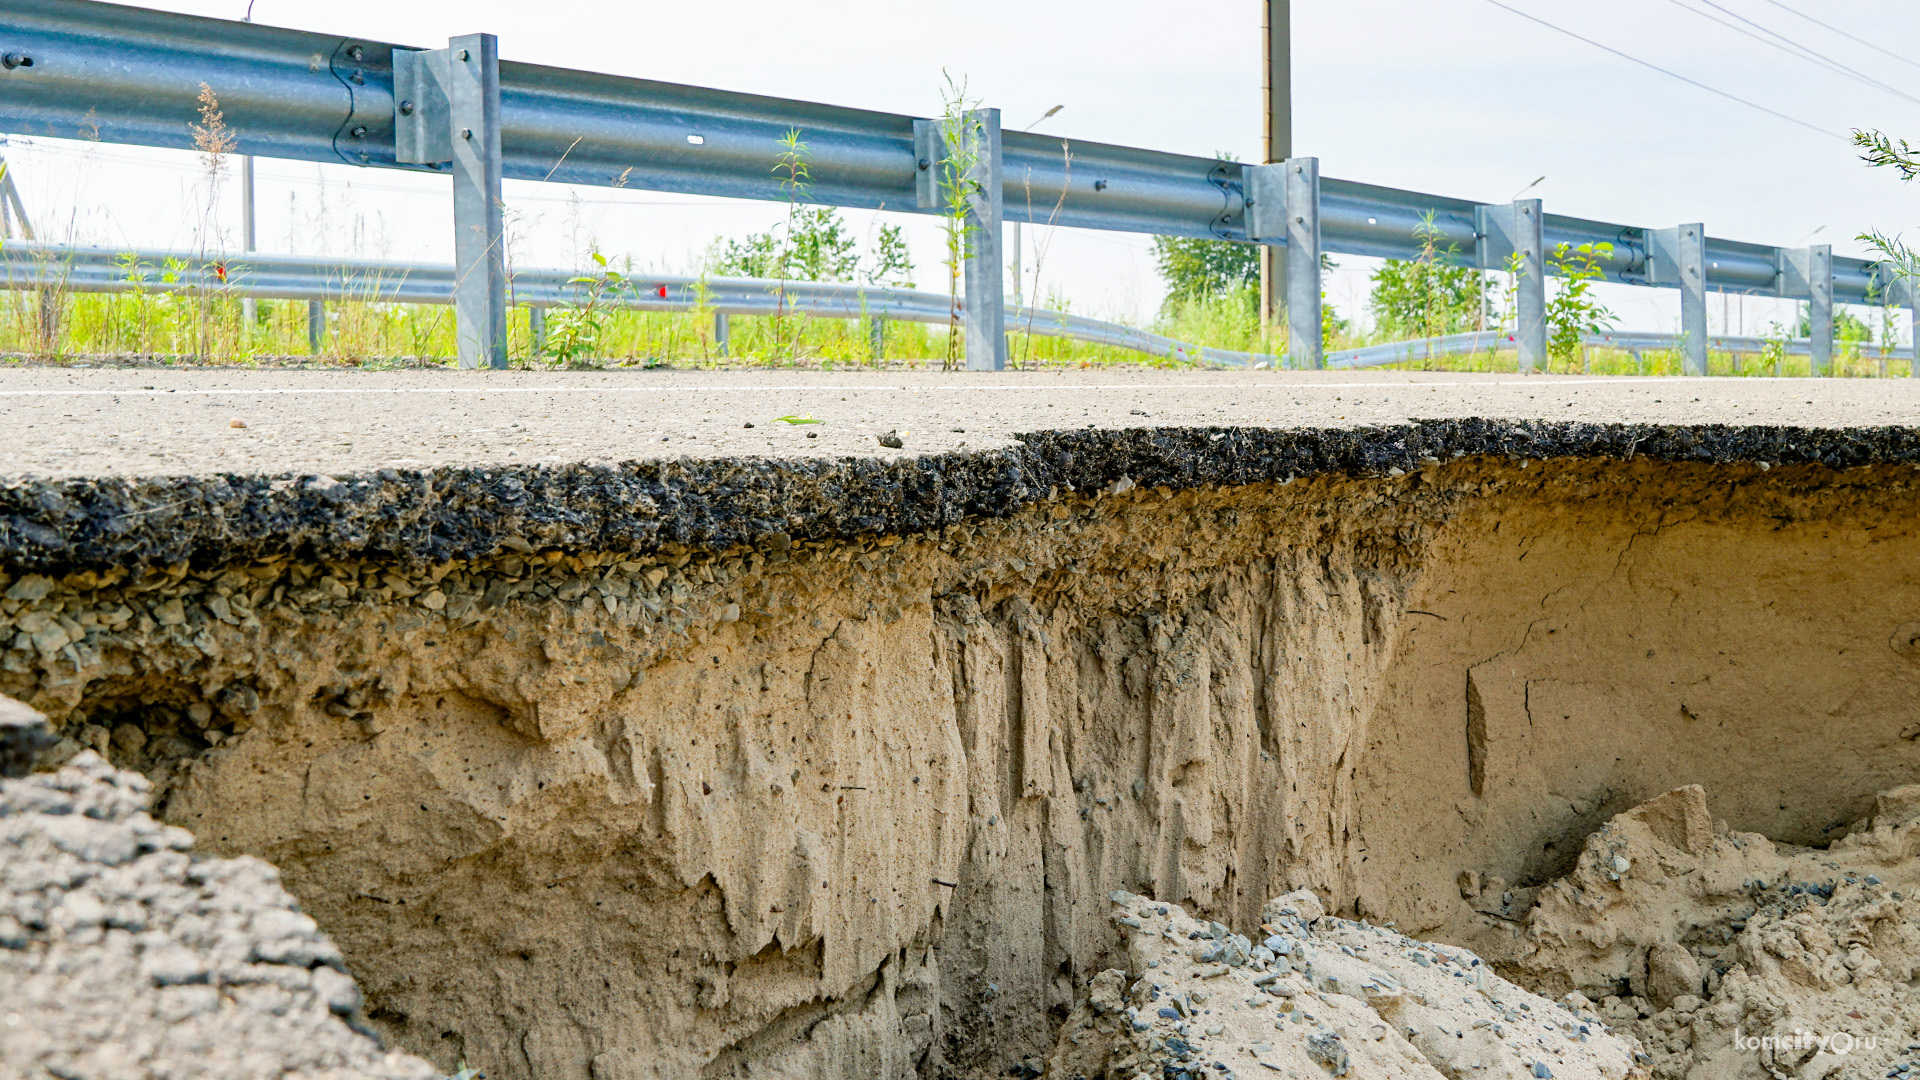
1754;0;1920;75
1670;0;1920;109
1478;0;1844;141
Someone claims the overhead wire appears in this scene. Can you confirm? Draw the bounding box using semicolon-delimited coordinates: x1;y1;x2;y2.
1753;0;1920;75
1667;0;1920;108
1477;0;1845;141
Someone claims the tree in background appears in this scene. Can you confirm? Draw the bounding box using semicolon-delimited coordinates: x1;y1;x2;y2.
1367;213;1488;341
863;224;915;288
709;207;914;288
1369;259;1486;339
1150;235;1258;315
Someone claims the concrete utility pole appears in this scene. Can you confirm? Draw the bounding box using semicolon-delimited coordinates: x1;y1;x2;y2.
1260;0;1291;328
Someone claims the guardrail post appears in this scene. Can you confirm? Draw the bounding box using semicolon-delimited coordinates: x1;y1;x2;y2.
870;314;886;362
1678;225;1707;375
713;311;729;357
1780;244;1834;376
961;108;1005;371
307;300;325;354
1808;244;1833;376
36;290;57;352
448;34;507;370
1651;224;1709;376
1907;278;1919;379
1283;157;1322;370
1513;200;1545;372
528;306;546;356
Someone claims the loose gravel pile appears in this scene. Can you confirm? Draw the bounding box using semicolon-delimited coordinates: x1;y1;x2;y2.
1471;785;1920;1080
1048;889;1647;1080
0;705;437;1080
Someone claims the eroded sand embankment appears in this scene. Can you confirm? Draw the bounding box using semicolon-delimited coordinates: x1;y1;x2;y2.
3;442;1918;1080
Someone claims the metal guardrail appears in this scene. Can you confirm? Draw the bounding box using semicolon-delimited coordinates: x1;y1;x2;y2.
4;241;1907;373
1;0;1914;375
0;241;1284;366
1326;330;1908;371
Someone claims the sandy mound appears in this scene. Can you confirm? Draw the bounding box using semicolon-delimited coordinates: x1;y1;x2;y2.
0;701;438;1080
1458;785;1920;1080
1048;888;1647;1080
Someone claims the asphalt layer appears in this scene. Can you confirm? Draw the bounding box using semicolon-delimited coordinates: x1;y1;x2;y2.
1;367;1916;571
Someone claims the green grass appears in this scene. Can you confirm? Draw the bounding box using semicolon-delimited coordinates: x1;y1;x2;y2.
0;277;1909;376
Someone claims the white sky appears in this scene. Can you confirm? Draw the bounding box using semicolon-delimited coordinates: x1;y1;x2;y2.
7;0;1920;335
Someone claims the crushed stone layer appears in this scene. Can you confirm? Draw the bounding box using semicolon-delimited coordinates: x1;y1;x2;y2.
0;368;1916;571
1450;785;1920;1080
0;711;437;1080
1050;889;1644;1080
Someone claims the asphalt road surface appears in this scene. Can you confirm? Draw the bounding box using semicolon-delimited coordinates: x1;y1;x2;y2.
2;367;1914;479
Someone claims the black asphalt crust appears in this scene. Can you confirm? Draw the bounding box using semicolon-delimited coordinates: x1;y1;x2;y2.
0;419;1912;573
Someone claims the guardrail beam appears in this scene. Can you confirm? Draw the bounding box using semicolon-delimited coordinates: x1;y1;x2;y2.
1281;158;1321;370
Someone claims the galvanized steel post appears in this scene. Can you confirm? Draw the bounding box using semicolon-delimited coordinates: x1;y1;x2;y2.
713;311;729;358
1513;200;1545;372
1908;278;1919;378
528;306;546;356
961;108;1006;371
36;289;56;351
869;314;886;362
1283;157;1321;370
1809;244;1833;376
1651;224;1709;375
307;299;325;354
1786;245;1835;376
448;34;507;370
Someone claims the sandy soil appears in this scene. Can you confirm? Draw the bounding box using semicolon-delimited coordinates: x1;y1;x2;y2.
1;457;1916;1079
1452;786;1920;1080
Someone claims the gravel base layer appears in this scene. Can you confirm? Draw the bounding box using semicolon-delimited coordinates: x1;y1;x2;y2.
0;736;438;1080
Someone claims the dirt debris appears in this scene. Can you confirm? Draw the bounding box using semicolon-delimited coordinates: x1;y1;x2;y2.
0;699;437;1080
1452;786;1920;1080
1050;889;1646;1080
